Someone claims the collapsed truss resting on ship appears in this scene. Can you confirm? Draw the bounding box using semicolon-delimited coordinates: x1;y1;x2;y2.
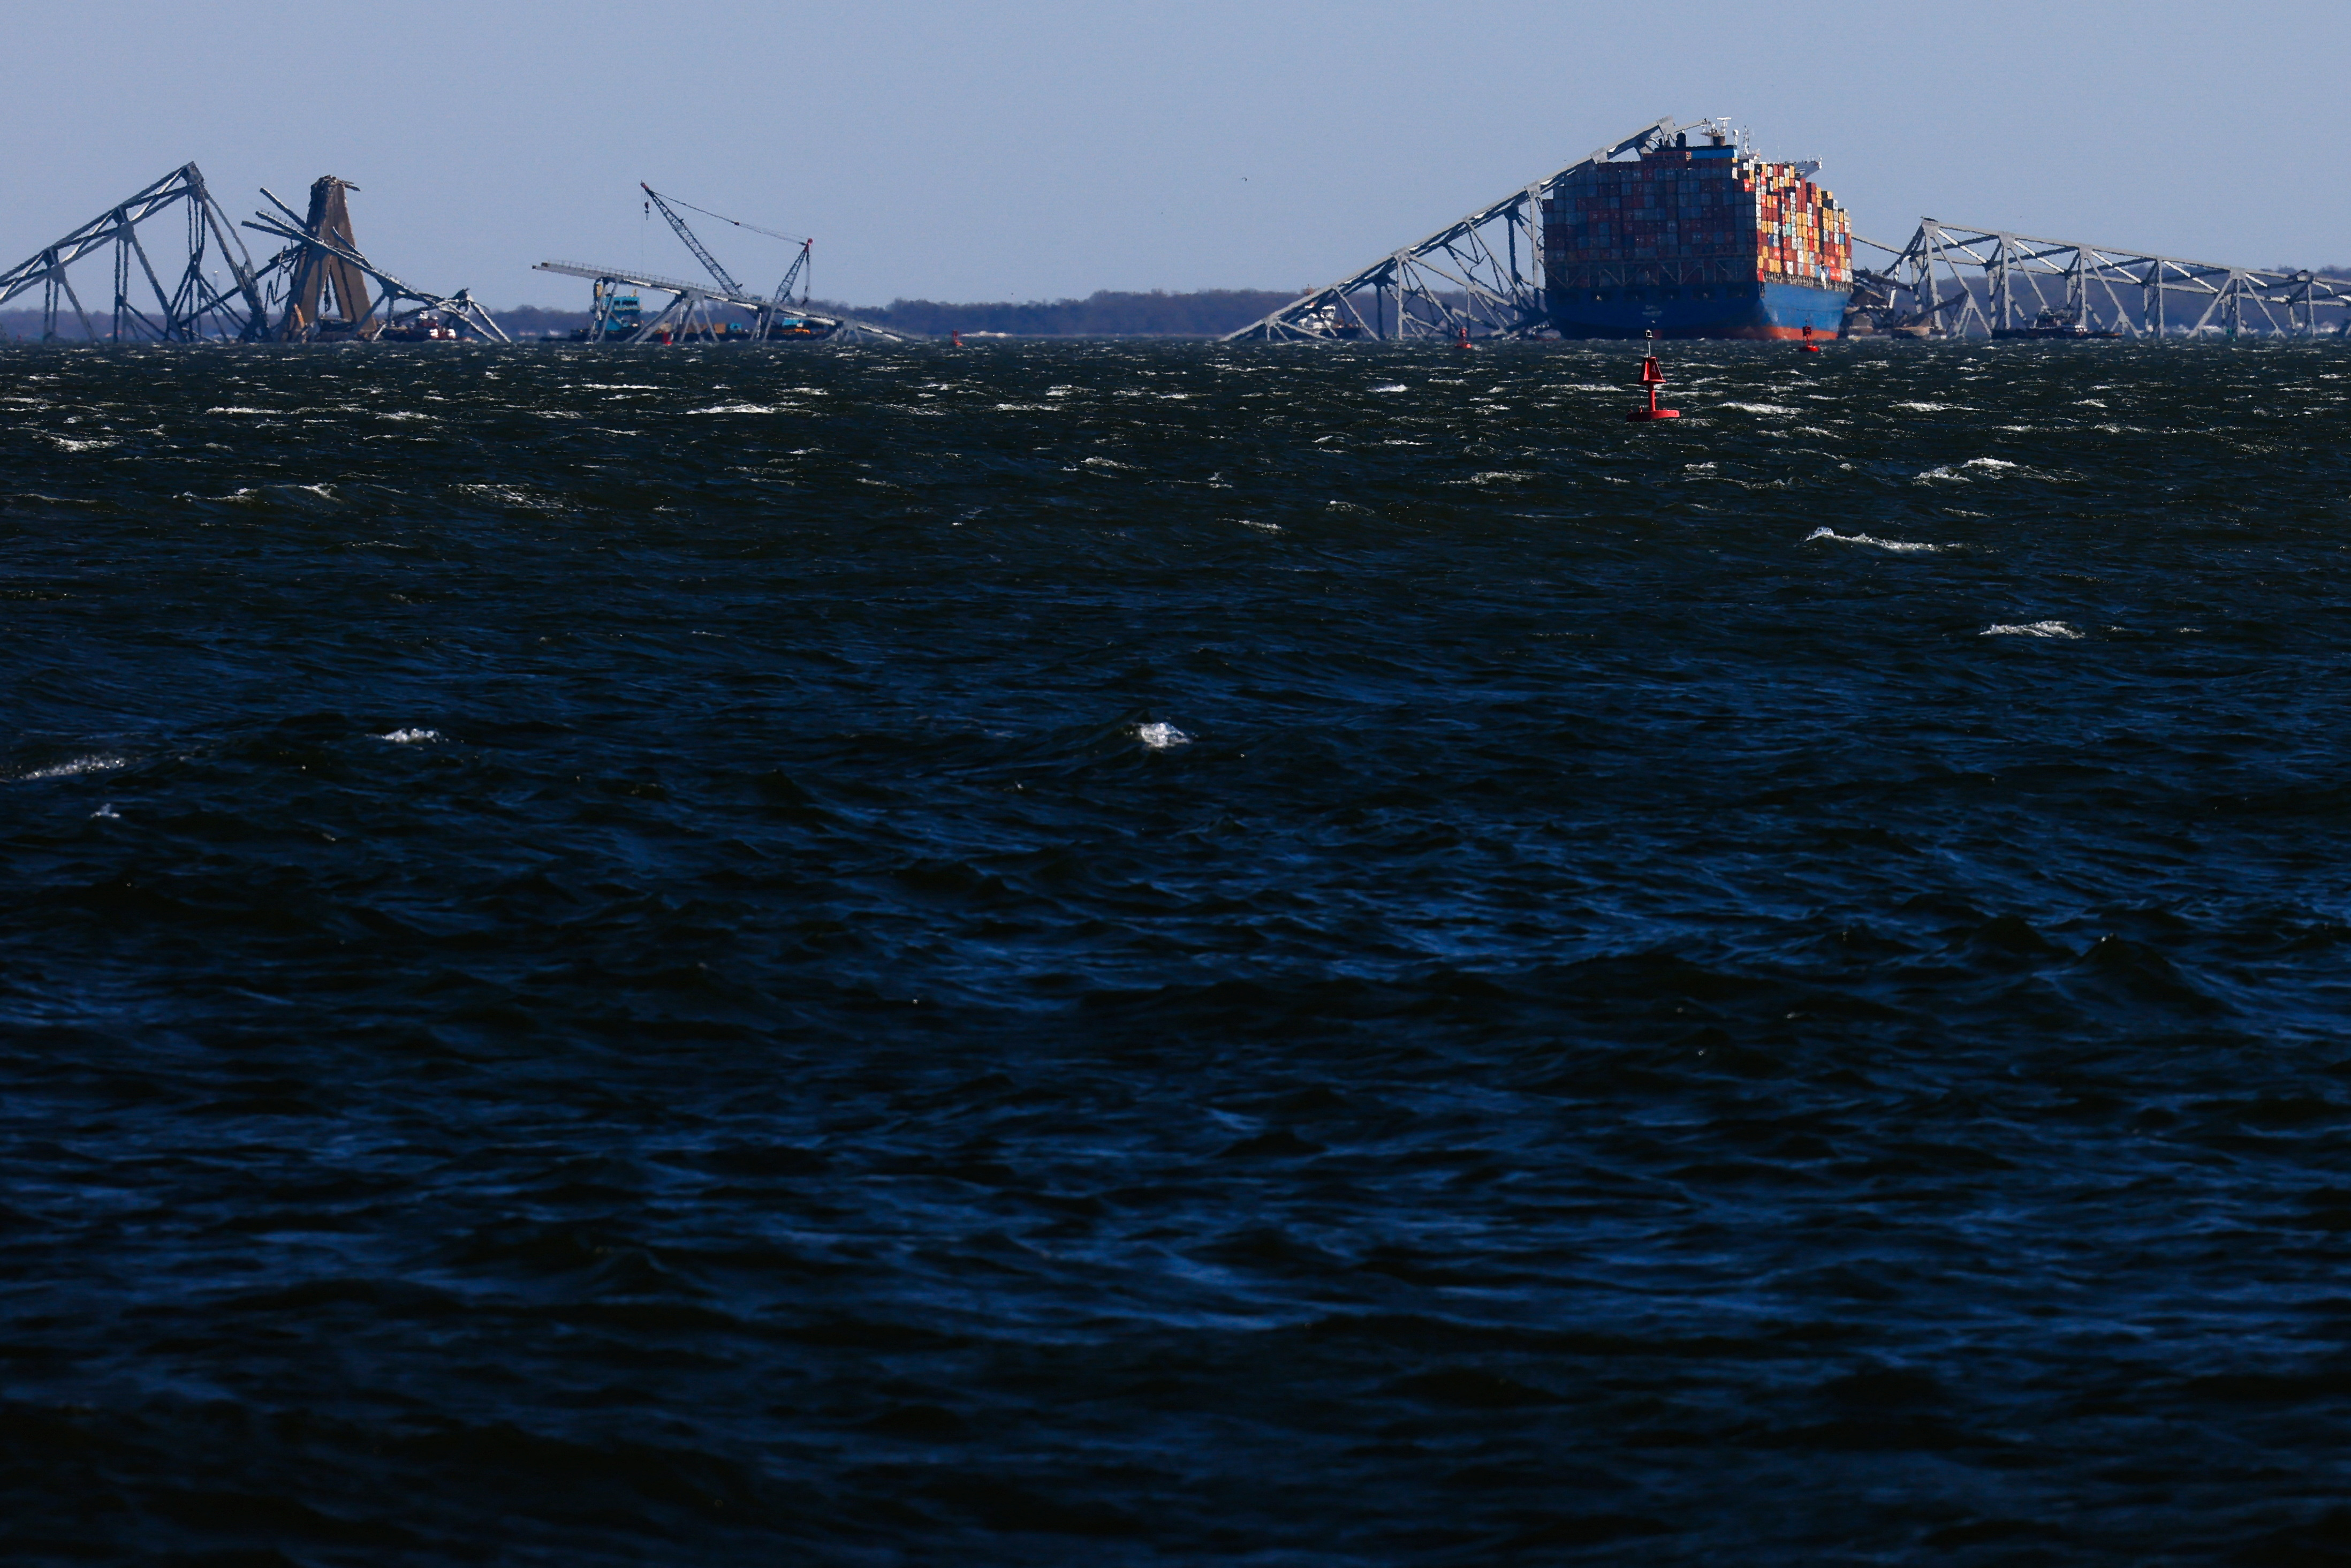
1226;117;2351;344
1223;116;1704;343
0;163;507;343
1854;222;2351;337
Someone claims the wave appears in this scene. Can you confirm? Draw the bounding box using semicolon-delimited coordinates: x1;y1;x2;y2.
1804;527;1950;554
20;754;127;780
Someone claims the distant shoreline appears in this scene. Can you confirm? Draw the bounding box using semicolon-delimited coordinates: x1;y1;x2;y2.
11;268;2346;341
0;289;1309;343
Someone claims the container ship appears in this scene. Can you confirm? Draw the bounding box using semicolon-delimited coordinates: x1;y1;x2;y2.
1542;122;1852;339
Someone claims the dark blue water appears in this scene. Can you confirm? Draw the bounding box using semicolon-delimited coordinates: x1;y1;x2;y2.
5;339;2350;1564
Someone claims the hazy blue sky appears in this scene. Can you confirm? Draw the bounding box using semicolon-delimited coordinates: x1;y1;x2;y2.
4;1;2345;310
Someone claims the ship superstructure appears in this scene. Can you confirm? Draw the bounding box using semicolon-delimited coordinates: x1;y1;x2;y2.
1542;122;1852;339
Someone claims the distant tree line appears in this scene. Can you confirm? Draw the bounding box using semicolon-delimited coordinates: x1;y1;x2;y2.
10;271;2349;342
814;289;1302;337
495;306;592;339
501;289;1309;338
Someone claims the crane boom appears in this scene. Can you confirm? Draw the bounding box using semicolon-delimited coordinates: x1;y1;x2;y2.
771;239;810;308
641;184;742;297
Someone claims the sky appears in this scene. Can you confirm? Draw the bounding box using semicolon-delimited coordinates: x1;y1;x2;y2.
3;1;2346;311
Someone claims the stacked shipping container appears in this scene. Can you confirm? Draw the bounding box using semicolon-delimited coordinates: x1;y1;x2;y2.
1540;130;1853;339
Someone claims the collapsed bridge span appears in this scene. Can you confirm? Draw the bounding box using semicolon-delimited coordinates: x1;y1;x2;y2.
1852;222;2351;337
1;166;507;343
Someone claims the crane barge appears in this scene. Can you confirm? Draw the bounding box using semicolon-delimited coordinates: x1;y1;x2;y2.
539;185;911;345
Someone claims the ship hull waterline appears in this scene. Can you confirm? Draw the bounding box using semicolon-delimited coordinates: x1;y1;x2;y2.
1548;279;1852;340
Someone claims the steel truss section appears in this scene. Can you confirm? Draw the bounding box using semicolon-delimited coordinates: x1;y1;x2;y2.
0;163;272;342
533;260;915;343
242;187;510;343
1223;116;1704;343
1856;222;2351;338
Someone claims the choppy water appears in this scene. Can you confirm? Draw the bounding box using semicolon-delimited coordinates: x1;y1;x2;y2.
5;339;2351;1564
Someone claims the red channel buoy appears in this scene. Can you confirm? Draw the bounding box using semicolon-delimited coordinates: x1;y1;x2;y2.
951;330;963;348
1627;333;1679;422
1458;326;1473;350
1800;323;1822;354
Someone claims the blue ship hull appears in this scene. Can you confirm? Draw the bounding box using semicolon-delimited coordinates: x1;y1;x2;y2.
1548;279;1851;340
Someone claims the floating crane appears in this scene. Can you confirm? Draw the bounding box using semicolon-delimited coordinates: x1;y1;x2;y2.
642;183;742;296
550;180;906;345
641;183;819;341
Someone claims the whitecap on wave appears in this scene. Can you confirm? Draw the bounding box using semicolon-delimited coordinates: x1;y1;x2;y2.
1916;457;2034;482
1981;622;2082;640
1804;527;1948;554
376;728;441;744
1136;722;1191;749
189;483;344;507
453;484;559;512
22;755;126;780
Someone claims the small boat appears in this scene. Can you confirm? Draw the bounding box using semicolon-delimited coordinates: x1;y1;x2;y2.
375;312;459;342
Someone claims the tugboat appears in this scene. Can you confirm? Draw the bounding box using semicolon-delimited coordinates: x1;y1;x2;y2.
376;311;459;342
758;315;836;341
1293;303;1369;339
